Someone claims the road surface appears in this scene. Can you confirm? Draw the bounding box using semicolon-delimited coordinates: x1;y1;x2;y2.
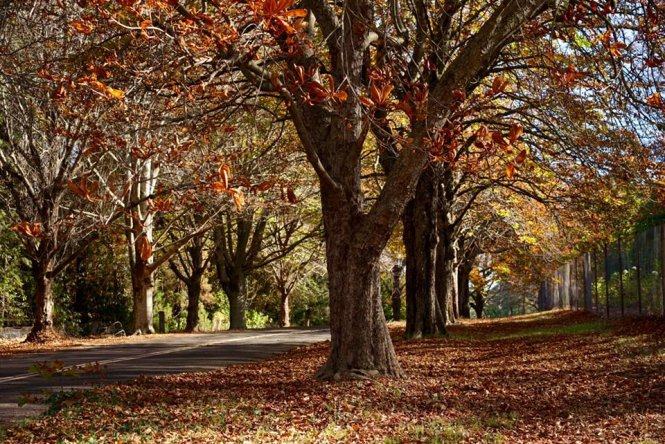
0;328;329;424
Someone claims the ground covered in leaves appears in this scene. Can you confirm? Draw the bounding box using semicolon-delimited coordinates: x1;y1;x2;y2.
3;311;664;443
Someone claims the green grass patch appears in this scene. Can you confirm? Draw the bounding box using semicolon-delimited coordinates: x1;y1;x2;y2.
490;320;610;340
448;319;611;341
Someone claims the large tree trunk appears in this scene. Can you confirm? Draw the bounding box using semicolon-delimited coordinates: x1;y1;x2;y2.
279;290;291;327
316;186;403;380
185;277;202;332
25;260;55;342
131;263;155;334
403;171;445;337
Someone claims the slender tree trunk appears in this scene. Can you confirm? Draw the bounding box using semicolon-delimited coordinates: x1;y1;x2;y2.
185;276;202;332
537;280;547;311
126;158;158;334
458;261;472;318
403;171;443;337
437;170;458;325
25;260;55;342
391;263;402;321
279;290;291;328
437;235;458;324
131;262;155;334
451;260;459;320
223;273;246;330
471;291;484;319
583;252;593;311
436;233;458;325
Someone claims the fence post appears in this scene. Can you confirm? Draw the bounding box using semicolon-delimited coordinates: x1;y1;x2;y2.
158;311;165;334
572;258;578;310
593;250;599;313
604;243;610;318
636;246;642;316
661;225;665;317
618;235;625;317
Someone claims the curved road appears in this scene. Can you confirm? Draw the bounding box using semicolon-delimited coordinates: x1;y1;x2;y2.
0;328;329;424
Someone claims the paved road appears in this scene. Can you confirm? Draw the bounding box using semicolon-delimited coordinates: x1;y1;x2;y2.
0;328;329;424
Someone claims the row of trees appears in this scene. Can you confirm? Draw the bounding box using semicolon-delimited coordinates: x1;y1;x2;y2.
0;0;662;379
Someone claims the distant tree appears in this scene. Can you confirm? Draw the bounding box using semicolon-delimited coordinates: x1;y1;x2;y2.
0;2;126;340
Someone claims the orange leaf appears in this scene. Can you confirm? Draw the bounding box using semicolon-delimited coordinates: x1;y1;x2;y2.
505;163;516;179
646;93;663;109
508;124;524;143
284;8;308;18
70;20;94;35
211;181;227;192
492;131;508;147
219;164;231;189
11;221;43;238
138;236;153;261
359;96;375;108
253;180;275;192
515;149;527;164
491;76;508;94
286;188;297;204
231;189;245;209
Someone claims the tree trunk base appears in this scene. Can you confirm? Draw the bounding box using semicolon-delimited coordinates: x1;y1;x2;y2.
316;361;404;381
24;325;59;343
404;330;448;340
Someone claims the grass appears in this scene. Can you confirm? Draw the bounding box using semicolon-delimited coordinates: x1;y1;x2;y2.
483;319;610;340
3;310;664;443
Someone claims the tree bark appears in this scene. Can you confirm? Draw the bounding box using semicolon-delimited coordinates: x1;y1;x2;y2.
185;277;202;332
583;252;593;311
223;273;246;330
131;262;155;334
315;184;404;380
318;247;402;379
403;170;444;337
279;290;291;327
470;290;484;319
436;223;458;325
436;168;459;325
25;260;55;342
457;260;472;318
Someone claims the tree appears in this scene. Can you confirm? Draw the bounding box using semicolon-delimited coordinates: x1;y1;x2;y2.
267;220;322;327
0;2;125;340
168;215;213;332
401;0;663;332
96;0;570;378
